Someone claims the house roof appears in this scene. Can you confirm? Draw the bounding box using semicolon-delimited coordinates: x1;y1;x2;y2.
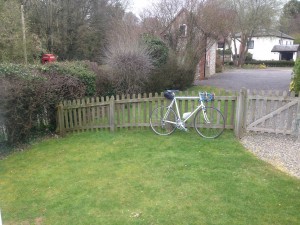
160;8;189;36
271;44;300;52
235;30;295;40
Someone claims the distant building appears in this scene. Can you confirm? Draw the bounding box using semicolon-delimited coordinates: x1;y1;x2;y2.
161;8;217;81
231;30;299;61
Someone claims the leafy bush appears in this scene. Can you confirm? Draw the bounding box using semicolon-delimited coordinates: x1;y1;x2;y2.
39;61;96;96
146;54;195;92
142;35;169;68
215;54;223;73
217;48;232;55
245;52;253;61
0;63;86;146
244;60;295;67
290;59;300;93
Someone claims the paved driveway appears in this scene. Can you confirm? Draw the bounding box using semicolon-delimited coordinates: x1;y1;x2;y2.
195;68;293;91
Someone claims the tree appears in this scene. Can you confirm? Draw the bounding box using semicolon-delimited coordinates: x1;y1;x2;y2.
0;0;28;63
230;0;282;66
151;0;234;69
279;0;300;43
22;0;126;62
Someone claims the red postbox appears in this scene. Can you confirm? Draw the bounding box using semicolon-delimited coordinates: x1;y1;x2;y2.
41;54;56;64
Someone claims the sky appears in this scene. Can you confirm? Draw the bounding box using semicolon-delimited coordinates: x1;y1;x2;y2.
128;0;158;16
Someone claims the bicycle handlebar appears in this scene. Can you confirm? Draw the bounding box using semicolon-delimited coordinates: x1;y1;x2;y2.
164;90;215;102
199;92;215;102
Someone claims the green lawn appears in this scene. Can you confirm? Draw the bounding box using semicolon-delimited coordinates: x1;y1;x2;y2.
0;130;300;225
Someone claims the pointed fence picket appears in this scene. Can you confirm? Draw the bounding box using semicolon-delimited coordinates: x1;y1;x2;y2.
56;91;237;136
55;90;300;140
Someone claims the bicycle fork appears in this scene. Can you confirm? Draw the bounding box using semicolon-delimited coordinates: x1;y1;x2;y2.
202;108;211;124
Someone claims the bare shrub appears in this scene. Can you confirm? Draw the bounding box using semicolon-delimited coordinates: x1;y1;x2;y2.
86;62;115;97
105;25;154;95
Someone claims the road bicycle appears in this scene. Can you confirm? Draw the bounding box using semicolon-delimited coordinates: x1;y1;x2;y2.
150;90;225;138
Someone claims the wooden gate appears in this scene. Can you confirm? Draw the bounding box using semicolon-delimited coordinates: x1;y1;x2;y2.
245;90;300;137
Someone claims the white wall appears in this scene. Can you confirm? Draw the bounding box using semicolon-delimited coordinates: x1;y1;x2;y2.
231;37;294;60
207;42;217;76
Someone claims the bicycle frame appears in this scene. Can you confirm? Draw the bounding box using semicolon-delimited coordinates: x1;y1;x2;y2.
163;96;207;125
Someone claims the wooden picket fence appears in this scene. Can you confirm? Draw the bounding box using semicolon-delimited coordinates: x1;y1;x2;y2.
56;91;237;135
1;90;299;141
235;89;300;140
56;89;300;140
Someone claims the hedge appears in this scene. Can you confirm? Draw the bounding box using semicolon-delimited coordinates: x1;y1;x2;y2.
244;60;295;67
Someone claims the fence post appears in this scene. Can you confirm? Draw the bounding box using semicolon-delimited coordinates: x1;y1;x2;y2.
56;102;65;136
235;88;247;139
110;96;115;132
0;209;2;225
296;100;300;142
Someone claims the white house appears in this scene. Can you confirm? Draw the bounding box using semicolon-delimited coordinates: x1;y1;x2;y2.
231;30;299;61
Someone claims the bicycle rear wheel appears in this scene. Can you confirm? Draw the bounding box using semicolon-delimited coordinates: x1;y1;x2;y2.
150;106;177;135
194;107;225;138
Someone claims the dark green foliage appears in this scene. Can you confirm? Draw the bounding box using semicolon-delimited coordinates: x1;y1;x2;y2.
290;59;300;93
244;60;295;67
215;55;223;73
146;55;195;92
142;35;169;68
217;49;232;55
0;63;86;146
280;0;300;35
283;0;300;18
39;61;96;96
0;0;125;63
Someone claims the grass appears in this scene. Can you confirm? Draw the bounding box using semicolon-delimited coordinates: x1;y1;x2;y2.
0;130;300;225
187;85;235;95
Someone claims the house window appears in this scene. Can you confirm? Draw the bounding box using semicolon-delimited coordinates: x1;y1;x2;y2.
247;40;254;49
179;24;187;37
279;40;282;45
218;42;224;48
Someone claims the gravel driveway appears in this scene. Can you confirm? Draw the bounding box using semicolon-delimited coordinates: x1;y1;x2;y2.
195;67;293;91
241;133;300;179
195;67;299;179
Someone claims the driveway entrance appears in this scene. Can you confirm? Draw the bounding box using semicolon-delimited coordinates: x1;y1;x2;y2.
195;68;293;91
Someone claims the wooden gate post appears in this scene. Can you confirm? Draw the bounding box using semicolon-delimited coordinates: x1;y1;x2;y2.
297;100;300;142
235;88;247;139
56;102;65;136
109;96;115;132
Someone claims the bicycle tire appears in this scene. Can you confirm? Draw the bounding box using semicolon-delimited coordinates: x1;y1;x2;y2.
150;106;177;135
194;107;225;138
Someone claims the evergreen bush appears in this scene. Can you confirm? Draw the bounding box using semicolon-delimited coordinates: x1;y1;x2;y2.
146;54;195;92
39;61;96;96
0;63;86;146
142;35;169;68
244;60;295;67
290;59;300;94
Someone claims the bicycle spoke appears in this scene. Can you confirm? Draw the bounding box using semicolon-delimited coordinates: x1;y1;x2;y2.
194;107;225;138
150;106;177;135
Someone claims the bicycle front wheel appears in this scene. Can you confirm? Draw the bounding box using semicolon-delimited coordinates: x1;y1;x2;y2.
194;107;225;138
150;106;177;135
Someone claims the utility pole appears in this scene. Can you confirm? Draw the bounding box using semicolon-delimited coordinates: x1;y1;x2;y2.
21;4;28;65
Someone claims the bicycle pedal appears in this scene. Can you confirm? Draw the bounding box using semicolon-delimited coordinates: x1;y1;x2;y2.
178;126;188;132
